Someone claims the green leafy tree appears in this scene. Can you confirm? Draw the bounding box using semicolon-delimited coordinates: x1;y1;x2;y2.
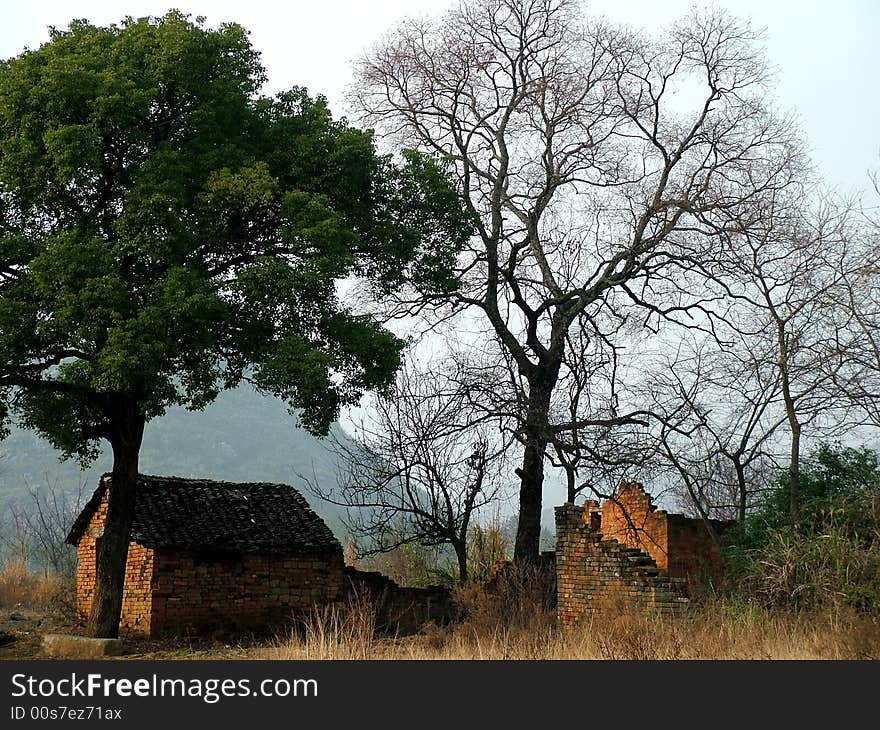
0;13;471;637
758;443;880;533
727;442;880;561
727;443;880;610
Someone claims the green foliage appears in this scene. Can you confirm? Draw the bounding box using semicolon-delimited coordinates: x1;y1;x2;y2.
732;443;880;552
727;443;880;610
735;512;880;611
766;444;878;527
0;12;471;459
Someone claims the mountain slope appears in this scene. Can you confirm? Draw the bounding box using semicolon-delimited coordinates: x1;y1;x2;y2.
0;386;353;536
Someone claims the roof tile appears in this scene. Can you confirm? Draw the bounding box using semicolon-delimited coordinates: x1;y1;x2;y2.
67;474;341;556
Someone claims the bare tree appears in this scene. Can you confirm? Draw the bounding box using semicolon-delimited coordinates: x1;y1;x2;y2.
825;181;880;429
711;190;863;521
648;336;786;526
353;0;798;560
309;359;511;584
0;478;87;577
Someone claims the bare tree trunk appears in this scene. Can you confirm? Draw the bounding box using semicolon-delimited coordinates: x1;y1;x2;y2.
778;327;802;525
734;460;748;525
514;379;554;564
454;540;469;585
88;401;144;638
788;422;802;524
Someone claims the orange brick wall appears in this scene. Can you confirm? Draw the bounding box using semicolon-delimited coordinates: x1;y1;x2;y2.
598;481;728;591
555;504;688;628
600;482;671;572
75;491;156;635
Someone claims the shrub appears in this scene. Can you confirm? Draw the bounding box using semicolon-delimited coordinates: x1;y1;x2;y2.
0;560;71;612
728;443;880;611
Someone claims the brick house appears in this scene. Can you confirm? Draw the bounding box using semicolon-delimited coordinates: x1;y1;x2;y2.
66;474;345;637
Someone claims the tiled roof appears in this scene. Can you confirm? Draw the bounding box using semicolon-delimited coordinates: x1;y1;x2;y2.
66;474;341;556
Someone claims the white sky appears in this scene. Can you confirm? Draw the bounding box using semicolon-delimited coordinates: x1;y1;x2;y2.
2;0;878;193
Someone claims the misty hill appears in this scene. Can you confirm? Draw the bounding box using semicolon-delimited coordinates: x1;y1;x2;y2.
0;386;354;536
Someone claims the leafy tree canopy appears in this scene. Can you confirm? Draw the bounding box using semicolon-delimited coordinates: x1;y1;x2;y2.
729;442;880;557
761;443;880;528
0;11;472;458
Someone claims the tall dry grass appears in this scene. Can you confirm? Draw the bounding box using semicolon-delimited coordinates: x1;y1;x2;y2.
0;560;75;618
265;577;880;660
266;590;380;660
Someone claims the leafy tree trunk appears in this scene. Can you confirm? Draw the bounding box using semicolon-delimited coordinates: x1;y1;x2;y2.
88;402;144;638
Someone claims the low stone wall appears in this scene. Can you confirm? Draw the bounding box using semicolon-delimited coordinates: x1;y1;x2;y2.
555;504;688;629
344;567;453;634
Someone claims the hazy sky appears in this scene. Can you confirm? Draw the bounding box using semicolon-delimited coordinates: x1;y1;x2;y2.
3;1;877;507
2;0;878;194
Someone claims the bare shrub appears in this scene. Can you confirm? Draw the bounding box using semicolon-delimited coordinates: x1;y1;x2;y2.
448;562;556;659
583;595;684;660
0;560;67;611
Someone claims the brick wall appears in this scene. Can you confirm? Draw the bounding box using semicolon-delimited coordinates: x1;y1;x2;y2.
149;549;345;636
665;514;729;590
600;481;670;571
599;481;730;591
344;567;453;634
555;503;688;629
75;492;157;635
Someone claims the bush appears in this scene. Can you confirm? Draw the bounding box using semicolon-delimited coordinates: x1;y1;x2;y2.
0;560;71;612
728;443;880;611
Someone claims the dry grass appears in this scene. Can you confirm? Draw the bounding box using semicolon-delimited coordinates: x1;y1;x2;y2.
267;590;380;660
264;581;880;661
4;562;875;660
0;560;70;611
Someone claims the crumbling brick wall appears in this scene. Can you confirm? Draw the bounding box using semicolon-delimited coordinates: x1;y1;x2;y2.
599;481;730;591
344;567;452;634
600;482;670;571
555;504;688;629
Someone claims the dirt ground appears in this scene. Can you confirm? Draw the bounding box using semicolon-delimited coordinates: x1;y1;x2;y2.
0;607;269;660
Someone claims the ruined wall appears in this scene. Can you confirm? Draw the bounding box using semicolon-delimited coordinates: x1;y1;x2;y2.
599;481;729;591
344;567;453;634
75;491;155;635
665;514;729;589
600;482;670;571
555;504;688;629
